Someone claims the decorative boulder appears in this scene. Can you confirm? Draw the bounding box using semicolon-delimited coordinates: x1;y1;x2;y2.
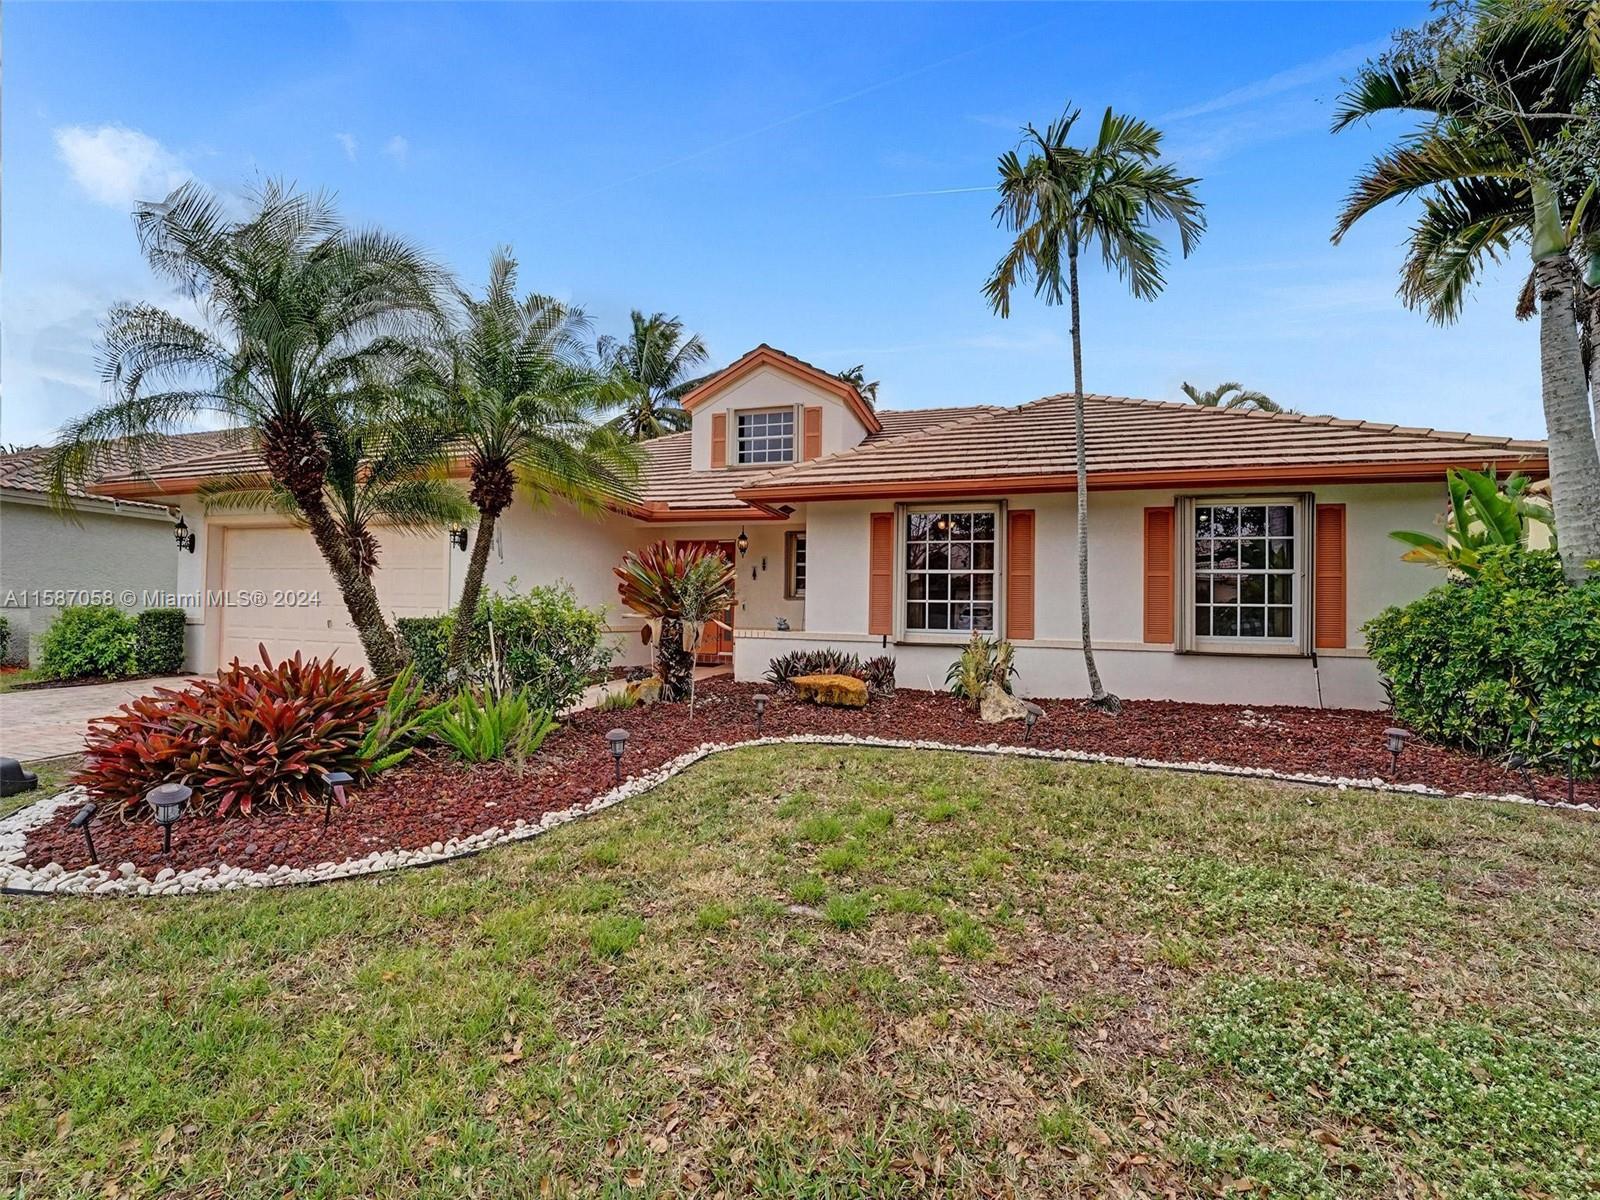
978;681;1029;724
790;673;869;708
624;676;662;705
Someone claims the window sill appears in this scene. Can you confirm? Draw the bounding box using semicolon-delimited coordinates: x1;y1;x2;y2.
1183;641;1308;659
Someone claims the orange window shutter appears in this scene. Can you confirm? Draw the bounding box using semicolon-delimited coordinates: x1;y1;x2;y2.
1143;506;1176;645
803;406;823;461
868;512;895;636
1314;503;1347;649
1005;509;1035;641
710;412;727;468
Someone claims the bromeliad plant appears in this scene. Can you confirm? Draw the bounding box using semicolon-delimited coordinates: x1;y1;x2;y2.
947;631;1017;710
1390;467;1554;577
75;647;385;817
614;541;736;703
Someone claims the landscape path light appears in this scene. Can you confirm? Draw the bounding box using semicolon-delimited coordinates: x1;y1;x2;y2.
323;771;355;827
1023;702;1044;744
69;802;98;865
1383;728;1411;774
148;783;191;856
606;728;631;785
753;693;769;732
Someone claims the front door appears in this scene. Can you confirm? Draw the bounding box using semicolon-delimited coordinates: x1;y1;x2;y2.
675;539;736;664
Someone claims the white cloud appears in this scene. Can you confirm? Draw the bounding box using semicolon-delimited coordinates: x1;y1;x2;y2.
382;135;409;165
335;132;359;162
53;124;190;208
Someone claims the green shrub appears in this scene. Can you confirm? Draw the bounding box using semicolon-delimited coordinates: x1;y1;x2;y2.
133;607;187;675
404;583;614;710
1364;548;1600;773
0;615;11;663
434;687;558;764
38;604;137;680
396;616;450;690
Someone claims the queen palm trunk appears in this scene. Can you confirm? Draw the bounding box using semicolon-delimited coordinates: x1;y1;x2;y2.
1535;253;1600;583
656;617;692;702
1067;244;1118;710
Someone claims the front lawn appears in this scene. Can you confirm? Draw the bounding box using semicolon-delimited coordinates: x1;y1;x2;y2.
3;747;1597;1198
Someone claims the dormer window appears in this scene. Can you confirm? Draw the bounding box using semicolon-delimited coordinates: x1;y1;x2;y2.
737;408;795;465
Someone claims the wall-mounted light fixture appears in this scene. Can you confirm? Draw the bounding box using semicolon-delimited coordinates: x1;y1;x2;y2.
736;528;750;557
449;528;469;552
173;514;196;554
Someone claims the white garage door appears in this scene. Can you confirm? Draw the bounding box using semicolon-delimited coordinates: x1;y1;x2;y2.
218;525;450;671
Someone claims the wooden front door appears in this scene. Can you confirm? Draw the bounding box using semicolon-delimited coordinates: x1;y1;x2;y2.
676;540;736;663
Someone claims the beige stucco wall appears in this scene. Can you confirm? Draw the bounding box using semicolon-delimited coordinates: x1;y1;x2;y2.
738;482;1450;710
0;493;179;664
688;364;868;472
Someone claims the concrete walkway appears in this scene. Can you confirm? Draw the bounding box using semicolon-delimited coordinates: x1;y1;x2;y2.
0;676;195;761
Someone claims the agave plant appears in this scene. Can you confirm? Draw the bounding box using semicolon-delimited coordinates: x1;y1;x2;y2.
1390;467;1554;575
614;541;736;703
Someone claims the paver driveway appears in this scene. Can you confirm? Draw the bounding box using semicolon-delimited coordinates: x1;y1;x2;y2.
0;676;194;761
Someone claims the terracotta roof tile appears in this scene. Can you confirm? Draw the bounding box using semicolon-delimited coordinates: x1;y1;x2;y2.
736;394;1548;500
3;430;245;507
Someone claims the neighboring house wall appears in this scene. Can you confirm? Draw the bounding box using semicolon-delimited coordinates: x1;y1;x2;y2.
0;494;178;664
735;482;1446;710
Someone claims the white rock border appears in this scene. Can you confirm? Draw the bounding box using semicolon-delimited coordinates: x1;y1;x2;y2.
3;734;1594;898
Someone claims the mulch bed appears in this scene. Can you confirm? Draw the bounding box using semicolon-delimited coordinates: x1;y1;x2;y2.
19;679;1598;876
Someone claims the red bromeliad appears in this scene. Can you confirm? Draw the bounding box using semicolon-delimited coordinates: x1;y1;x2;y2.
74;647;384;818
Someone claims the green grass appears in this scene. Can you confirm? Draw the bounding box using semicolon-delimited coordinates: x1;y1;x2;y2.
3;746;1598;1198
0;666;43;694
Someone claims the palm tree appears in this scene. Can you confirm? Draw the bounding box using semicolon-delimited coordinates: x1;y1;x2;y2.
1332;4;1600;581
837;365;880;404
199;421;472;577
48;180;445;675
984;106;1205;711
1180;381;1281;412
415;250;640;672
597;311;708;440
614;540;735;704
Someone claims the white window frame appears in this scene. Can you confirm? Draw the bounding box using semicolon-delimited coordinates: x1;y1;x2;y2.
1177;494;1311;656
896;502;1004;642
736;406;797;466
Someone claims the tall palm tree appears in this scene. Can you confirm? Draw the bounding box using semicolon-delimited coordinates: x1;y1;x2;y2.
837;364;880;404
596;311;708;441
1181;381;1281;412
199;421;472;577
415;250;640;672
985;106;1205;711
48;180;445;675
1332;3;1600;581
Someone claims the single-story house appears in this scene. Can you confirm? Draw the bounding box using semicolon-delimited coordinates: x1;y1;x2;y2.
0;434;232;663
87;344;1549;709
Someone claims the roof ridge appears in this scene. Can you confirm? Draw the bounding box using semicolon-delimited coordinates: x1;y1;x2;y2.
749;402;1015;485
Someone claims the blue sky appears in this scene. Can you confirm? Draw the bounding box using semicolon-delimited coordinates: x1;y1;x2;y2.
2;1;1541;447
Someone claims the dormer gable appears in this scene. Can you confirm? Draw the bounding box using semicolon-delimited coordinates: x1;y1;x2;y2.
683;345;880;472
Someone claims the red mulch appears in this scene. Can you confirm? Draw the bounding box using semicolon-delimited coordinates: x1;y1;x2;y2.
21;679;1597;875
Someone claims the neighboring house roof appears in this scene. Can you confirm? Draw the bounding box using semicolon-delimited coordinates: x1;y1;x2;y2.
735;393;1550;504
2;431;243;512
680;344;883;435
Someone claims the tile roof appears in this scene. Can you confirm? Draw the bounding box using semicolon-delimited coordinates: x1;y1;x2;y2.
632;406;996;513
735;393;1550;502
2;431;245;509
680;344;883;435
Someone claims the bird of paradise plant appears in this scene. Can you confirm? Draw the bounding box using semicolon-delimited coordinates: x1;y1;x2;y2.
1390;466;1554;575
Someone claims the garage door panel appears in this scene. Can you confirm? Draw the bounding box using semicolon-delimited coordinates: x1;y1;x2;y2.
219;526;448;671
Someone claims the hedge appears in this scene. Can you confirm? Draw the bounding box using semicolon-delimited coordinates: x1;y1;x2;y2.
1364;549;1600;774
134;608;188;675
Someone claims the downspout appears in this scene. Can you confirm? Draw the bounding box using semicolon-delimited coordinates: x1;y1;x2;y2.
1310;650;1325;709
